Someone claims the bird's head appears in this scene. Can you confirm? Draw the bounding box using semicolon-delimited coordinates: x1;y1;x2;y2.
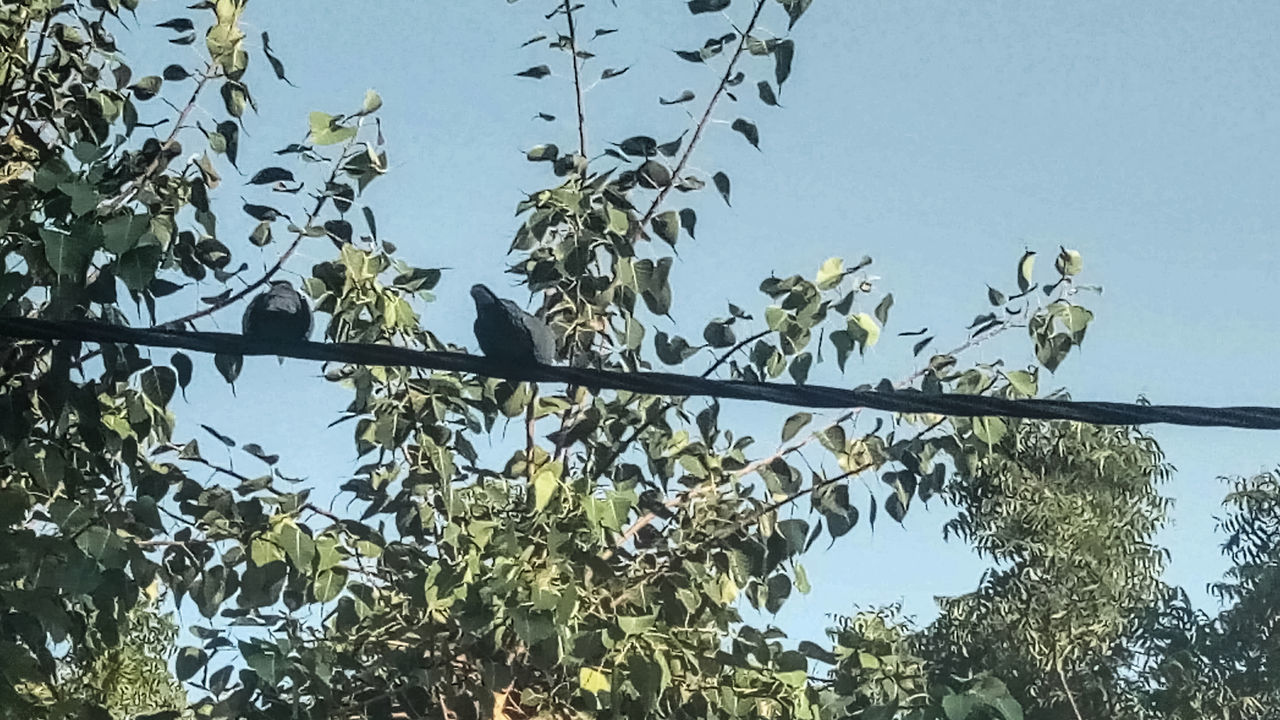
470;284;497;307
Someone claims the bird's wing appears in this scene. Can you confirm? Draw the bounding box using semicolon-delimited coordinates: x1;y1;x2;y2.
242;293;268;334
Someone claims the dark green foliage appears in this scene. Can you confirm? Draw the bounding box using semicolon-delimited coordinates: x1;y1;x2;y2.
0;2;1272;720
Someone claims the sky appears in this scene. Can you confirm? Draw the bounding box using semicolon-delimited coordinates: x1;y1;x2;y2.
115;0;1280;644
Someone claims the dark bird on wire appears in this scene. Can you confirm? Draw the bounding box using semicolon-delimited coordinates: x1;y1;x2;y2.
470;283;555;365
243;280;312;345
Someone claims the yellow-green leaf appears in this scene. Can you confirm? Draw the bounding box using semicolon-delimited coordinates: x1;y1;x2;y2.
579;667;610;694
533;463;561;512
815;257;844;290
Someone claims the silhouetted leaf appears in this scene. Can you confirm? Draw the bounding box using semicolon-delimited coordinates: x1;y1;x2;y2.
516;65;551;79
712;171;731;206
757;81;779;106
616;136;658;157
688;0;730;13
247;167;293;185
660;90;694;105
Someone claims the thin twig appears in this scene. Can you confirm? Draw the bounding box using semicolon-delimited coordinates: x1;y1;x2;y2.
589;328;771;479
638;0;769;227
733;417;947;533
1057;657;1084;720
1;11;53;145
605;320;1015;554
155;139;351;329
563;0;587;157
104;66;217;212
732;320;1013;481
701;328;770;377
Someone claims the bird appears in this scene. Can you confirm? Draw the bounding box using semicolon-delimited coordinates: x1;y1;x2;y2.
242;281;312;361
469;283;555;365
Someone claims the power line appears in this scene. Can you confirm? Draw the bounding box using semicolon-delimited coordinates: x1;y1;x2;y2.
2;316;1278;430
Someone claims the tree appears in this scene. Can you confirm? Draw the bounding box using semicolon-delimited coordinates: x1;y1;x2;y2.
4;1;1227;719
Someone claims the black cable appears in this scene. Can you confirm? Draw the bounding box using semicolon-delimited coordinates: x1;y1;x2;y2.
2;316;1278;430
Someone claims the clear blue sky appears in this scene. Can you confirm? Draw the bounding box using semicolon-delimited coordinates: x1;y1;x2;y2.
127;1;1280;643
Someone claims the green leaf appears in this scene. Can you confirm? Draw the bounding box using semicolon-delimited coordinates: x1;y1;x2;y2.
221;81;249;118
781;412;811;442
1034;332;1072;372
140;366;177;407
829;329;854;370
1005;369;1037;397
393;268;442;292
214;352;242;385
757;81;780;106
308;111;356;145
261;31;294;85
241;640;285;685
617;135;658;157
216;120;240;167
130;75;163;100
117;245;162;292
314;567;348;603
815;257;843;290
655;331;698;365
40;228;95;277
1055;246;1083;276
679;208;697;239
703;320;736;348
1017;250;1036;292
516;65;551;79
526;144;559;162
765;574;791;613
175;647;208;681
277;521;316;572
533;464;559;512
623;314;645;350
248;166;294;184
617;614;657;635
250;536;285;566
637;159;671;188
775;39;796;84
103;211;147;253
731;118;760;149
848;313;881;354
57;180;99;216
249;220;272;247
973;416;1007;445
688;0;730;13
579;667;610;694
874;293;893;325
712;171;731;206
360;88;382;114
987;285;1006;306
172;353;193;395
794;563;811;593
650;211;679;246
788;352;812;384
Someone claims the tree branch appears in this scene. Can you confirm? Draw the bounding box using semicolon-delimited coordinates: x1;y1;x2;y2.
604;320;1019;556
155;137;353;330
103;65;218;212
1057;657;1085;720
563;0;587;157
638;0;769;227
1;10;53;144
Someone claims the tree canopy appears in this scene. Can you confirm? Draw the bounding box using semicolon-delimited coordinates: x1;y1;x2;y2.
0;2;1276;720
